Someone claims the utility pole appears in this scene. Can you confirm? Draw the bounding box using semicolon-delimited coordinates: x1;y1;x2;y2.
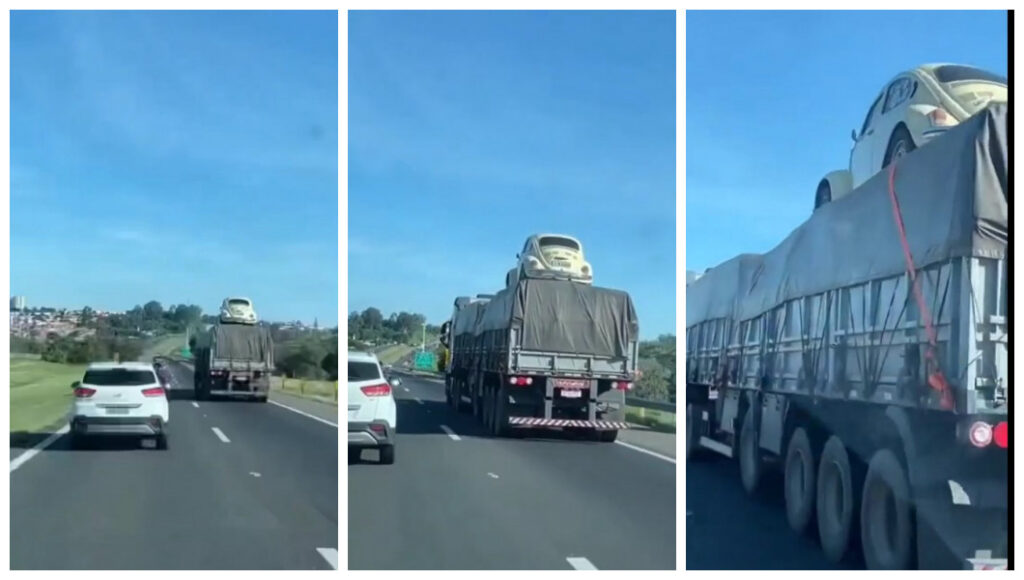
421;323;426;352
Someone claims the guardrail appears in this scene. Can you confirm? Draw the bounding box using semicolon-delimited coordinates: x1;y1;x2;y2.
626;397;675;412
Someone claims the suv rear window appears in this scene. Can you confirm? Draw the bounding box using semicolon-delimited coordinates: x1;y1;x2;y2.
539;236;580;251
934;65;1006;85
83;369;157;386
349;361;382;381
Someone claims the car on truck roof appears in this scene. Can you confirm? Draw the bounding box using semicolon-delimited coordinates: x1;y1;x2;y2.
814;63;1007;210
505;233;593;288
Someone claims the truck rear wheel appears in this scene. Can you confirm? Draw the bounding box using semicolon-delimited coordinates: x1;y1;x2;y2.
685;402;703;461
817;435;857;563
489;388;508;437
598;429;618;443
784;427;816;534
738;409;764;495
860;448;914;570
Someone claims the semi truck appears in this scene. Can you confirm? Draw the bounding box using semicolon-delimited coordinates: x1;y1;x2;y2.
685;103;1008;569
441;279;639;441
193;323;275;402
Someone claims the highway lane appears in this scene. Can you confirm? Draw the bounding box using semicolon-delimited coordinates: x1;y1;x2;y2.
348;372;676;570
686;454;853;570
10;361;338;570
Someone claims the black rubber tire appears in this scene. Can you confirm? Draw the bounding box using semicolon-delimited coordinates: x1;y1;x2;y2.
482;386;493;432
785;427;816;534
814;180;832;210
379;444;395;465
598;429;618;443
452;380;465;413
348;448;361;464
883;125;916;167
738;409;764;495
256;395;268;403
861;449;914;570
685;402;702;461
156;434;168;450
490;389;507;437
70;433;87;450
817;436;857;563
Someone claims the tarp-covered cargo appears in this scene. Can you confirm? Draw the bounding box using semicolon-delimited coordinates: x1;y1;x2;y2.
466;278;639;357
688;102;1008;325
197;323;274;366
685;253;763;326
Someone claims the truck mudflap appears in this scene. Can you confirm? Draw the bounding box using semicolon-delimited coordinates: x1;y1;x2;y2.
508;416;629;429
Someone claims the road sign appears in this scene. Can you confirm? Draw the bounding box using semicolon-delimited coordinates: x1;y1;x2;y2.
181;347;192;358
413;351;437;371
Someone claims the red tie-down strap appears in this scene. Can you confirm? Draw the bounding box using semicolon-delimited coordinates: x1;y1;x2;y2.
887;163;955;411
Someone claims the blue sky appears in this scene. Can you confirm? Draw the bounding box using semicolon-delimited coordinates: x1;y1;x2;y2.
11;10;338;325
349;11;676;338
686;10;1008;272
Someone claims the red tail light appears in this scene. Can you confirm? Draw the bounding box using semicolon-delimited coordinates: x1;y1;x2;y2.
142;387;165;397
928;108;956;126
361;383;391;397
614;381;633;391
993;422;1008;448
508;376;533;386
74;387;97;398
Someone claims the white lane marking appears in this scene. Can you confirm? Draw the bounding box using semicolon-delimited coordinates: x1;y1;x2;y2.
268;400;338;428
687;510;693;517
614;440;676;464
212;427;231;443
414;397;424;405
192;402;200;408
440;424;461;441
567;557;598;570
403;387;410;392
949;480;971;505
250;472;262;478
487;472;499;479
10;425;70;472
316;548;338;569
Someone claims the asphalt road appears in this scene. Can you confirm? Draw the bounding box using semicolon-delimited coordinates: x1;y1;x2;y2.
348;372;676;570
686;453;852;570
10;360;338;570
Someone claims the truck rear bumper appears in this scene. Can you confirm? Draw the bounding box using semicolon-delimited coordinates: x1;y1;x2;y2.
508;416;628;430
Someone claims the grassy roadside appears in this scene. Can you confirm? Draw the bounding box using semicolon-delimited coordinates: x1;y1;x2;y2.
270;376;337;406
10;358;86;436
140;333;186;360
375;343;418;365
626;406;676;433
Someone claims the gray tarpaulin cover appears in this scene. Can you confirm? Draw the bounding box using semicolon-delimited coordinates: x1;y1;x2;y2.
201;323;274;364
688;102;1008;326
470;279;639;357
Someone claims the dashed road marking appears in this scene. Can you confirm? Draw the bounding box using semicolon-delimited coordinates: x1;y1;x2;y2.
192;402;200;408
440;425;461;441
212;427;231;443
487;472;500;479
567;557;598;570
316;548;338;569
414;397;424;405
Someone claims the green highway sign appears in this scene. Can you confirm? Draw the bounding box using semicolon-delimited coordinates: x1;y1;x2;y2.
413;351;437;370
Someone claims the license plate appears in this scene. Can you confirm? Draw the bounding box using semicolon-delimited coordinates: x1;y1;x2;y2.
106;407;130;415
553;378;587;389
561;390;582;399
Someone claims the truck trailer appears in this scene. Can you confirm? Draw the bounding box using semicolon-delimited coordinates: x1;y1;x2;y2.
443;278;640;441
193;323;275;402
685;103;1008;570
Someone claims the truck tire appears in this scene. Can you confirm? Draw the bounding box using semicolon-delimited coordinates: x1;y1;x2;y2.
784;427;816;535
598;429;618;443
685;402;702;461
490;388;508;437
817;435;857;564
738;409;764;495
860;448;914;570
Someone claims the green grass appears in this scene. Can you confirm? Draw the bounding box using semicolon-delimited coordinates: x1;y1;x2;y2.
271;376;337;406
10;358;87;434
625;406;676;433
375;343;417;365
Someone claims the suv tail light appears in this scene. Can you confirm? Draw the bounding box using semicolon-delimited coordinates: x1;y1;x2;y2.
142;387;165;397
508;376;533;386
361;383;391;397
74;387;97;398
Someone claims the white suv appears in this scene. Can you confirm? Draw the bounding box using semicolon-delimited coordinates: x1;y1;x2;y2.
69;362;170;450
348;351;399;465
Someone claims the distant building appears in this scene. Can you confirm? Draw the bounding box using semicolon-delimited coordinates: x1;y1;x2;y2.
11;296;26;311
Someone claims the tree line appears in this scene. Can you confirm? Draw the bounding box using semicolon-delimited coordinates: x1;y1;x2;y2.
348;308;441;346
